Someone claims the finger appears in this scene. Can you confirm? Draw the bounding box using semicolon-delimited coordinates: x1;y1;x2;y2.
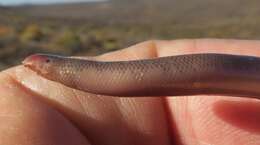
12;41;171;145
0;71;90;145
70;40;158;61
156;39;260;145
156;39;260;56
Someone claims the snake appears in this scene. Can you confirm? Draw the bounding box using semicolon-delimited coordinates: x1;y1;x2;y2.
22;53;260;98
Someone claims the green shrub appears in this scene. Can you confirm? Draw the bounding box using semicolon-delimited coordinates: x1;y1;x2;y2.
20;24;43;42
103;38;120;51
54;30;81;53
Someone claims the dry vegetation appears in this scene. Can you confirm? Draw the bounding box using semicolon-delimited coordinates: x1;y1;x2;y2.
1;0;260;70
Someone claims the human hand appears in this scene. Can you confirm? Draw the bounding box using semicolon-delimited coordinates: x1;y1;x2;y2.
1;39;260;145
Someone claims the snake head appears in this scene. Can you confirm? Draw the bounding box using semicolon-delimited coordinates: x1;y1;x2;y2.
22;54;60;78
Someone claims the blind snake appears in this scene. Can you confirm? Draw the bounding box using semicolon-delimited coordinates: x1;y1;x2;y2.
22;53;260;98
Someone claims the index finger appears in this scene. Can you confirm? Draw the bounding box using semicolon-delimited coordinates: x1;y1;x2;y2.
96;39;260;60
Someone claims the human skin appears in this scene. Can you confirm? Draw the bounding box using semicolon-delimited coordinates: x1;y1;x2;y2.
1;39;260;145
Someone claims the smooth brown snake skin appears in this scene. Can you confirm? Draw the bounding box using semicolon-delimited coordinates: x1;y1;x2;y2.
23;53;260;98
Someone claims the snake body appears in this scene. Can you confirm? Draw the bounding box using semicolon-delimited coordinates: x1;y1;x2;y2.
23;53;260;97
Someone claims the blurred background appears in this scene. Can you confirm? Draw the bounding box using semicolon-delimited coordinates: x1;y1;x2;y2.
0;0;260;70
